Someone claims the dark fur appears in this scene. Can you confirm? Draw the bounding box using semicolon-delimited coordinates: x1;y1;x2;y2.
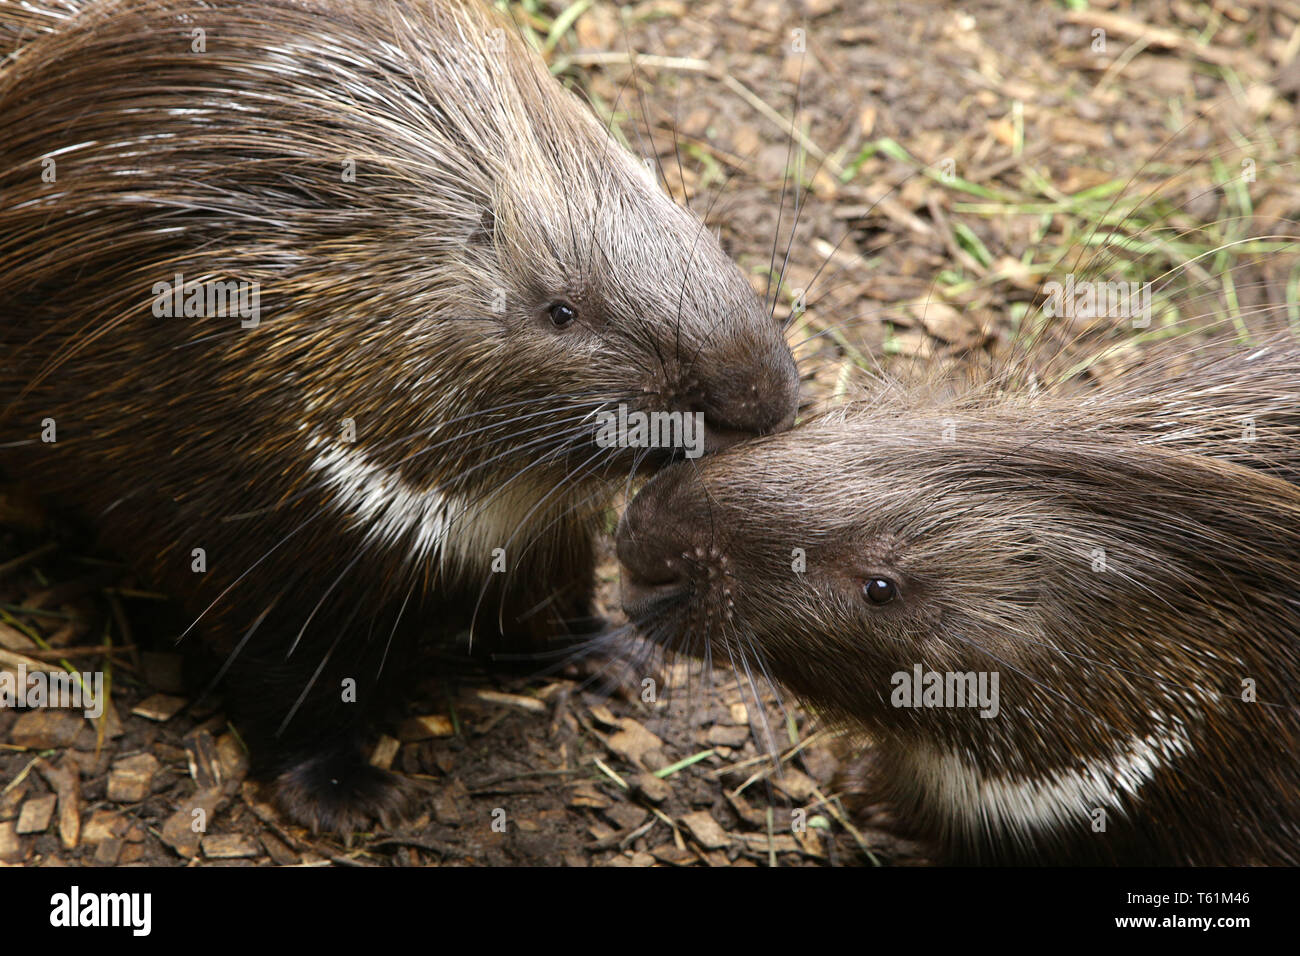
0;0;797;830
619;339;1300;864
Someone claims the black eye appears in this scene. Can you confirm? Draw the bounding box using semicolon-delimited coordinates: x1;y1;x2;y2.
548;302;577;328
864;577;897;605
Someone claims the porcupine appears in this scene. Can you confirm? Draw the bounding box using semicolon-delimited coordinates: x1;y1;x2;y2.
618;337;1300;864
0;0;799;830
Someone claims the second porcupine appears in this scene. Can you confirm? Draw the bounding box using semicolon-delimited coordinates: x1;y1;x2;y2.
0;0;798;830
618;338;1300;864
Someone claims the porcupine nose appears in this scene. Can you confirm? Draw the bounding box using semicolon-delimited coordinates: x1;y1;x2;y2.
616;464;713;619
695;333;799;452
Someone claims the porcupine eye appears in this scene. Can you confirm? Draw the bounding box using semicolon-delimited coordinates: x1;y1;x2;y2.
864;577;897;605
548;301;578;328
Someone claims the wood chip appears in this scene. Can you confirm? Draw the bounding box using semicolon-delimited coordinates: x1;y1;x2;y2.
36;757;79;850
886;330;935;359
259;833;299;866
567;784;610;810
772;768;817;802
586;821;618;847
202;833;261;859
432;779;469;825
992;255;1039;291
793;826;827;858
738;832;801;855
92;838;123;866
397;714;454;741
731;123;760;159
0;779;27;818
1049;117;1111;150
159;788;225;859
706;725;750;748
185;730;222;790
475;689;546;714
680;810;730;850
726;790;767;829
216;733;249;784
910;299;979;344
0;821;23;862
81;809;127;844
15;794;56;834
119;842;146;864
573;0;618;50
631;773;670;805
649;843;697;866
602;803;649;832
1063;10;1243;68
0;623;37;651
238;780;280;828
131;693;187;722
0;648;54;682
106;752;160;803
368;734;400;770
10;710;83;749
606;718;664;766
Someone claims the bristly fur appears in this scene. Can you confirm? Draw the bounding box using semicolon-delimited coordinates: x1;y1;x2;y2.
618;337;1300;864
0;0;797;830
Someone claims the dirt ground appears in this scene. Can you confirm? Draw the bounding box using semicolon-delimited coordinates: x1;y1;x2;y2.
2;0;1298;866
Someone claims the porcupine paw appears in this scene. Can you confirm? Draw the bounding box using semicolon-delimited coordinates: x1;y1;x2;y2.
268;750;422;834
